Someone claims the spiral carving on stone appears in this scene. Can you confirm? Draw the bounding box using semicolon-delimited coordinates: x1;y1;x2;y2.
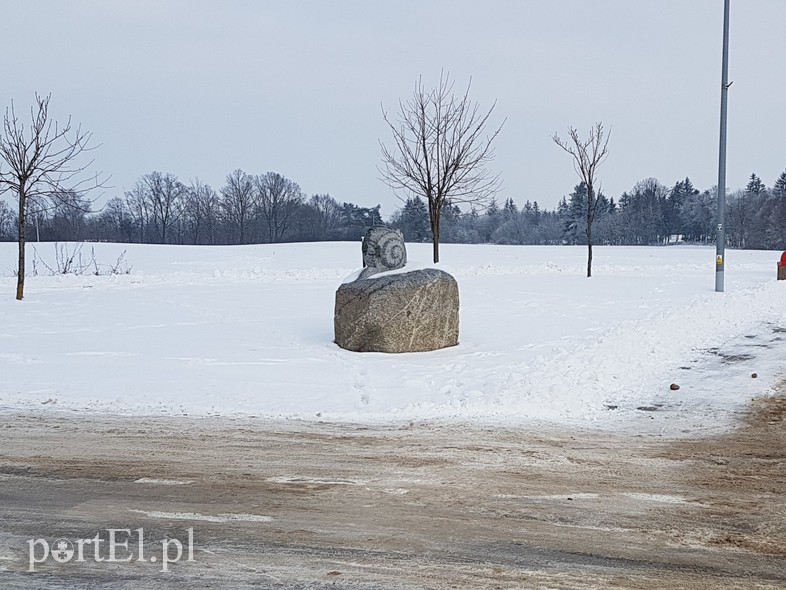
376;231;406;268
358;227;407;280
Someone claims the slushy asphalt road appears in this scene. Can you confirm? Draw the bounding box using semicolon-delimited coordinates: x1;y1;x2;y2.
0;394;784;589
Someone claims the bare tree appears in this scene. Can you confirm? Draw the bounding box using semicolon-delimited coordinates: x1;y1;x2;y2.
380;73;503;263
140;171;186;244
184;179;220;245
0;93;102;299
98;196;134;242
125;182;152;243
50;190;91;241
553;122;610;277
308;193;342;239
220;169;256;244
256;172;304;243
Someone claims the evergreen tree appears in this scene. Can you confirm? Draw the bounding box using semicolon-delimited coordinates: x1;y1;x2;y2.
680;188;716;243
479;197;503;241
745;173;766;196
595;192;611;217
485;197;500;218
532;201;541;225
730;174;768;248
765;170;786;248
562;183;587;244
773;171;786;198
395;196;430;242
439;199;464;243
664;177;696;239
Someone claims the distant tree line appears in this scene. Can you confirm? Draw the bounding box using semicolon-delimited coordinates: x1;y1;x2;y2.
0;169;382;245
392;171;786;250
1;169;786;250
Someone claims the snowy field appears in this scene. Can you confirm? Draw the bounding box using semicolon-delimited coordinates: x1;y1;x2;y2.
1;241;785;434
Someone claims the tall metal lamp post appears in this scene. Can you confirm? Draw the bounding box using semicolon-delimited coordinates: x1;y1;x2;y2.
715;0;731;292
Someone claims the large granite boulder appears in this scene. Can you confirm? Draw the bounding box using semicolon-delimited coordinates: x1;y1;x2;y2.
334;268;459;353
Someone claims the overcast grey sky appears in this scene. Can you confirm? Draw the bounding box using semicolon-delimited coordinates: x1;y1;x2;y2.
4;1;785;215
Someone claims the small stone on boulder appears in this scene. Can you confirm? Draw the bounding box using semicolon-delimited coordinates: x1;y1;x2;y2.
358;227;407;280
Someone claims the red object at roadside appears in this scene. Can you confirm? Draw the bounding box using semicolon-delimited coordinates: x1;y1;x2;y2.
778;252;786;280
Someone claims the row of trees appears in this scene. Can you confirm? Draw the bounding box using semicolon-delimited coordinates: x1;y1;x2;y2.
5;171;786;251
389;171;786;251
113;169;376;245
0;170;384;246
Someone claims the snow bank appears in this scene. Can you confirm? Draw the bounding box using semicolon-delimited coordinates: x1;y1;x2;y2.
1;242;784;433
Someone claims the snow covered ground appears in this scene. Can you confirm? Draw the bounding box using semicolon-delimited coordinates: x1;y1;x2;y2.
1;241;785;434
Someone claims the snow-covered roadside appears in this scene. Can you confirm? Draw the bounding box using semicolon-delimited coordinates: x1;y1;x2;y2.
0;242;784;434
